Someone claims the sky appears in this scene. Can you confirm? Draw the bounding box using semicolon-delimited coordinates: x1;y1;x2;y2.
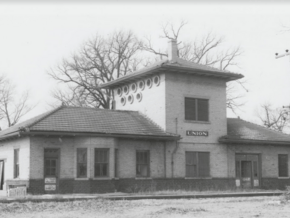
0;1;290;130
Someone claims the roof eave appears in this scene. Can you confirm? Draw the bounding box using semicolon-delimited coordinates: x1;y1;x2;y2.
21;130;180;141
219;138;290;146
0;132;23;142
100;64;243;89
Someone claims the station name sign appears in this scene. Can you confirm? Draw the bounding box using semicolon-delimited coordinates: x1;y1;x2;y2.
186;130;208;136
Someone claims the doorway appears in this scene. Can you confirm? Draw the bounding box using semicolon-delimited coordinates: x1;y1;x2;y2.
236;154;260;188
44;149;60;193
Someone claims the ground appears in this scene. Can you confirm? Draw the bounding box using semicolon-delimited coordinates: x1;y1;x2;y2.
0;196;289;218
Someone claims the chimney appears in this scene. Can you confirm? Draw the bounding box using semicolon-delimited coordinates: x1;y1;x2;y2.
168;39;178;62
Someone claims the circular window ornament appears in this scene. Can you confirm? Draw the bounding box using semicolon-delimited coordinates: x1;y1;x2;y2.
131;83;137;93
146;78;153;88
138;80;145;90
117;88;122;96
153;75;160;86
120;97;126;105
128;94;134;104
136;92;143;102
123;85;129;95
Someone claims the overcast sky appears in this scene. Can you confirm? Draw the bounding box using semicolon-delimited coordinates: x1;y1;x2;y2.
0;1;290;129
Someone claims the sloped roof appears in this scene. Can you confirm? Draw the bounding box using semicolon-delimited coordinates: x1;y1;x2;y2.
100;58;244;89
0;106;178;141
219;118;290;145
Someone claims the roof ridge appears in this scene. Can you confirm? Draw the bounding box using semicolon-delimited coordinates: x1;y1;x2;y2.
64;106;141;114
24;105;65;130
229;117;290;137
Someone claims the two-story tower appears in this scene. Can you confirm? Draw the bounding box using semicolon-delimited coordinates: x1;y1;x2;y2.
100;40;243;179
101;40;243;144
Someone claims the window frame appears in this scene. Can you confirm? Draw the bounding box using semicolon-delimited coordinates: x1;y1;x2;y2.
185;151;210;178
115;149;119;178
94;148;109;178
184;97;209;122
14;149;20;178
136;150;150;178
278;154;288;178
76;148;88;178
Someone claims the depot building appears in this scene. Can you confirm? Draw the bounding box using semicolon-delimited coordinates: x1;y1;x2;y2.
1;40;290;196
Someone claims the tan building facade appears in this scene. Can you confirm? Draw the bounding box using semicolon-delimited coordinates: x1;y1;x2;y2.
0;40;290;196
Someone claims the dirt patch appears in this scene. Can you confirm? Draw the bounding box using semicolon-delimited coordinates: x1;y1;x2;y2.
0;196;289;218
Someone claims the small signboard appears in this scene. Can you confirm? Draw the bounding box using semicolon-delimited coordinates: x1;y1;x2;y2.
45;185;56;191
186;131;208;136
8;186;27;197
254;179;259;187
45;177;56;183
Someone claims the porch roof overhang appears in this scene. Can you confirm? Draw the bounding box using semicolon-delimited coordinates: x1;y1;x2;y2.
0;130;180;142
99;63;244;89
219;138;290;146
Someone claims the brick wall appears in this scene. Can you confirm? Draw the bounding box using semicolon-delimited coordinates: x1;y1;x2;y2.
227;143;290;178
165;72;227;143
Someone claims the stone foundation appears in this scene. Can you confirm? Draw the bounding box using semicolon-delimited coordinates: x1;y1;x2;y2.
27;178;236;194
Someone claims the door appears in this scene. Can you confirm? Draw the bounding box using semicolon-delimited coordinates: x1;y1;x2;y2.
236;154;260;188
44;149;59;193
241;161;252;188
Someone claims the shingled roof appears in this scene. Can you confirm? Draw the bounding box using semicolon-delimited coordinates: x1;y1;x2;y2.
220;118;290;145
0;106;178;141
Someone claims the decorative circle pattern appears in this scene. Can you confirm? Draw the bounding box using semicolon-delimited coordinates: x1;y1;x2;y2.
131;83;137;93
120;97;126;105
136;92;142;102
117;88;122;96
139;80;145;90
128;94;134;104
153;75;160;86
146;78;152;88
123;85;129;95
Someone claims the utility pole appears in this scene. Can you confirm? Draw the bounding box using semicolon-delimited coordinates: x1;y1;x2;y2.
276;50;290;111
275;49;290;60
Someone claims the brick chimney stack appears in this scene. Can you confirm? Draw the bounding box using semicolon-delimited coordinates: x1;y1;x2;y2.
168;39;178;62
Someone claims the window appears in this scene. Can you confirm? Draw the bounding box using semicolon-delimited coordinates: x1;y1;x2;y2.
185;97;209;121
94;149;109;177
136;151;150;177
186;152;210;177
77;148;87;178
14;149;19;178
115;149;118;178
279;154;288;177
45;158;57;176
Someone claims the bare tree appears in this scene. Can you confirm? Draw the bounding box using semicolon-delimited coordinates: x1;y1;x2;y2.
49;31;143;109
258;103;290;132
142;21;246;113
0;76;34;127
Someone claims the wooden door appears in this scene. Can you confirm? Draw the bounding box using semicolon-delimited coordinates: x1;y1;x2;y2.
44;149;59;193
241;161;252;188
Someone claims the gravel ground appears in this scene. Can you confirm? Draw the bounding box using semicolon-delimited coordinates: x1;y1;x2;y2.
0;196;289;218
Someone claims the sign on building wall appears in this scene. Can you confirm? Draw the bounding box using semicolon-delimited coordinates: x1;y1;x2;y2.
8;186;27;197
45;178;56;183
44;177;57;191
186;131;209;136
45;185;56;191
